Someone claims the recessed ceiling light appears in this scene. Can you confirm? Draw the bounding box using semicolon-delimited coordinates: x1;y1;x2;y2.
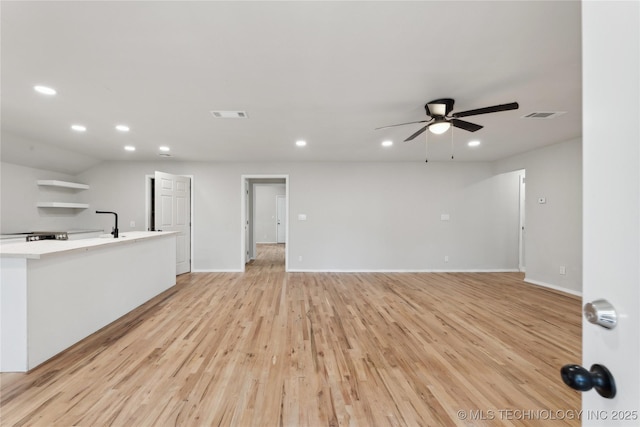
71;124;87;132
468;140;481;147
124;146;136;152
296;140;307;147
115;125;130;132
382;140;393;147
34;85;57;95
159;146;170;152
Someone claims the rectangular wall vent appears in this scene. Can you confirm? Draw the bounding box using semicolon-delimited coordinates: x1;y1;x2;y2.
521;111;566;119
210;111;248;119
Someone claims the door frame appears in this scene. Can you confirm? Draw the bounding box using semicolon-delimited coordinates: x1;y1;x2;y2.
241;174;289;271
518;170;526;272
145;174;195;274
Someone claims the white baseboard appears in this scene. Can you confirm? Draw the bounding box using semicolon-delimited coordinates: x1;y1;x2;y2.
287;268;521;273
185;269;581;298
523;278;582;297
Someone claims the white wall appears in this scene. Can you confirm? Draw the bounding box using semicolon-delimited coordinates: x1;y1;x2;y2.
493;138;582;294
0;162;84;233
287;162;520;271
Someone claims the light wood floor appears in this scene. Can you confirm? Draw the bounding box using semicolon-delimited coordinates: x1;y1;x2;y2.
1;244;581;426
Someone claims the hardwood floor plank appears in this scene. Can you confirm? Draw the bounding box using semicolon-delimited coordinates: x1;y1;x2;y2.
1;244;581;426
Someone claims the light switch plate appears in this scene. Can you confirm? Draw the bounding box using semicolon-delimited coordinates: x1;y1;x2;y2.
298;214;307;221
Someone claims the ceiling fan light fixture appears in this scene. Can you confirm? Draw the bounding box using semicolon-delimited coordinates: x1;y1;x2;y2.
429;121;451;134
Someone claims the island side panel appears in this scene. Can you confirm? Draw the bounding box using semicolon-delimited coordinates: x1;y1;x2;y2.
1;258;28;372
26;235;176;369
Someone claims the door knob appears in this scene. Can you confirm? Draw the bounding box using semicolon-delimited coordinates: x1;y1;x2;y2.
560;364;616;399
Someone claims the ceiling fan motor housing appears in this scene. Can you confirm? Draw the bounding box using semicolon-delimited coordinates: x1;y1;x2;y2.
425;98;455;117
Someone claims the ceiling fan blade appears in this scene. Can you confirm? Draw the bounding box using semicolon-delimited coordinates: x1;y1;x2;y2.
451;119;483;132
452;102;519;118
375;120;429;130
404;126;428;142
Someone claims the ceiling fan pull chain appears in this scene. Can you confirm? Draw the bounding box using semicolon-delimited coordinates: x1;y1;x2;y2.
451;126;455;160
425;131;429;163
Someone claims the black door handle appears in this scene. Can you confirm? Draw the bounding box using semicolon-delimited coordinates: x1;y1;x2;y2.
560;364;616;399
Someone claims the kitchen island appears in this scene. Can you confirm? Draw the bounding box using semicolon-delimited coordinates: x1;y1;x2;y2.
1;231;178;372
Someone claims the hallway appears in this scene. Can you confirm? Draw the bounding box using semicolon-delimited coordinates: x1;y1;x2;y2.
246;243;285;273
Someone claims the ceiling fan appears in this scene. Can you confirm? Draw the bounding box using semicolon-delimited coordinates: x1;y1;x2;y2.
376;98;519;142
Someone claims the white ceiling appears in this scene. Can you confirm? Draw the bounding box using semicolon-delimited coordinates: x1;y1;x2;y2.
1;1;582;174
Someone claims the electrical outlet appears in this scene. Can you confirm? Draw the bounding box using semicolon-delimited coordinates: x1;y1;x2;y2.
444;255;449;262
130;220;135;228
298;256;303;262
560;266;566;275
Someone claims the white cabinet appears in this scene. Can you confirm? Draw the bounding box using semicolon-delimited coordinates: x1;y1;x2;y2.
36;180;89;209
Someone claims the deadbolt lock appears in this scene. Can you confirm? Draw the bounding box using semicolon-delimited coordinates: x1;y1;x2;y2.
584;299;617;329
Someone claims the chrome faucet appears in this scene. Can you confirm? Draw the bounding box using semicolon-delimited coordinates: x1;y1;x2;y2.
96;211;119;238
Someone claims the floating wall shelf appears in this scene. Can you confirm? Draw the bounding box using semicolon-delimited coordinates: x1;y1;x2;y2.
36;202;89;209
36;180;89;209
37;180;90;190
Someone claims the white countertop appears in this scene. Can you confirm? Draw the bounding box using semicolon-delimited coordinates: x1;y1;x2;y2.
0;231;178;259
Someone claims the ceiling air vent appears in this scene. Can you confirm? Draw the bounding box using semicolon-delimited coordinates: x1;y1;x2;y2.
521;111;566;119
210;110;248;119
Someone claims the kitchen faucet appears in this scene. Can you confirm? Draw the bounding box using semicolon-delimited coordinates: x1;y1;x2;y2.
96;211;119;238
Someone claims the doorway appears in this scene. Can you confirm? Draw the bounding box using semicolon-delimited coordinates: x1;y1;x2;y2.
241;175;289;271
146;172;193;275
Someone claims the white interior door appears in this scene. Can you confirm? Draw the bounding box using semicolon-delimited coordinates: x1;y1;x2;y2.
276;195;286;244
154;171;191;275
580;2;639;423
